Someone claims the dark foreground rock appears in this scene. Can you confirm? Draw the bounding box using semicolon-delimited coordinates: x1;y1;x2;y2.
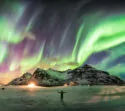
8;64;125;86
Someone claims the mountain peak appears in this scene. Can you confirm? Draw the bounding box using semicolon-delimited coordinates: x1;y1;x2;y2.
80;64;96;70
84;64;93;68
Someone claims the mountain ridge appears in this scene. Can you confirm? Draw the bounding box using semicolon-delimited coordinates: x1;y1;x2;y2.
8;64;125;86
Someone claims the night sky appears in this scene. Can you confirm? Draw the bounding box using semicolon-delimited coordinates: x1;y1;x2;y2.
0;0;125;82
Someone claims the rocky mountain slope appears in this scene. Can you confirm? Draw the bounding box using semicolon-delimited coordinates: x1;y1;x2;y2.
67;64;124;85
8;64;125;86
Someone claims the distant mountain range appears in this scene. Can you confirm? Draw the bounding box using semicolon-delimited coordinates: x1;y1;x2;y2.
8;64;125;86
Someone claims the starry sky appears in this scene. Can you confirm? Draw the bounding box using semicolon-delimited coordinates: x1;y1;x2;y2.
0;0;125;83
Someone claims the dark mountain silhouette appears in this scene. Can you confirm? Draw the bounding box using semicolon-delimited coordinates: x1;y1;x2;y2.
67;64;124;85
8;72;32;85
8;64;125;86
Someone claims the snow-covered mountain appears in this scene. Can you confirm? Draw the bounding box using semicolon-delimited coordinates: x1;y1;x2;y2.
8;64;125;86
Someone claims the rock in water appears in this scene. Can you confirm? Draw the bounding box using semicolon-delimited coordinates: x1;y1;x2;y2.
2;88;5;90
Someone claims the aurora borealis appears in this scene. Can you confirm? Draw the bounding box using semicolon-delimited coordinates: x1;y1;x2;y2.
0;0;125;83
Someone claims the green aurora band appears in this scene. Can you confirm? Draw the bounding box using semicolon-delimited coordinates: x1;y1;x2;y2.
76;14;125;65
17;13;125;73
0;2;36;65
42;12;125;73
0;2;125;79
